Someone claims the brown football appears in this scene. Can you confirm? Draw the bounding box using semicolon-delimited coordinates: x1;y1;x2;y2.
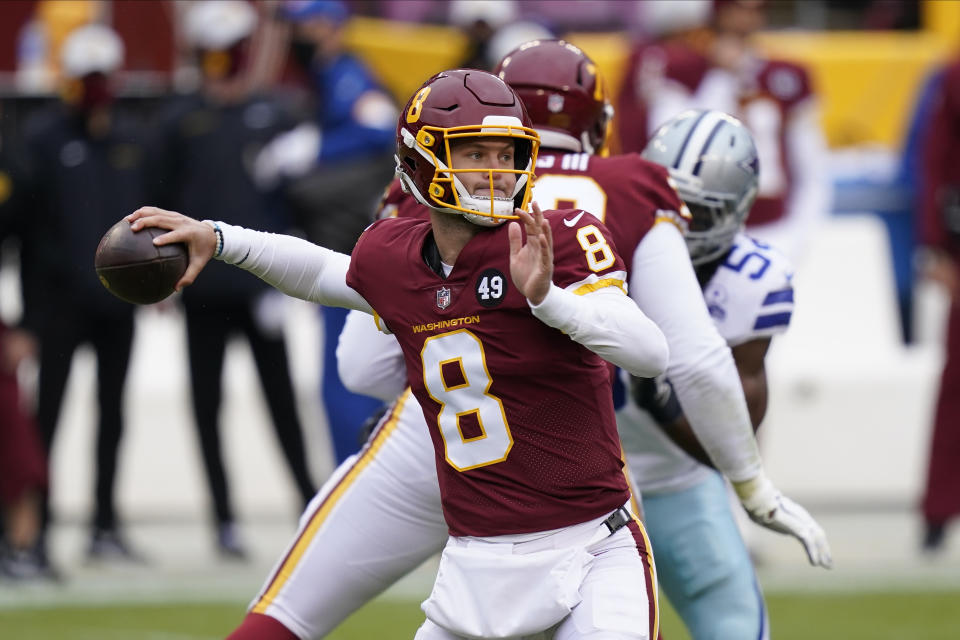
94;219;188;305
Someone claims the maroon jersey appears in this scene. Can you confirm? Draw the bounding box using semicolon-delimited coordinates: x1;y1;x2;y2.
616;37;711;154
533;151;688;261
617;37;814;227
346;211;630;536
377;151;688;268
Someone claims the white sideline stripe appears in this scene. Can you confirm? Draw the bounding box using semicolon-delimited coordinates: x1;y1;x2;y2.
2;568;959;612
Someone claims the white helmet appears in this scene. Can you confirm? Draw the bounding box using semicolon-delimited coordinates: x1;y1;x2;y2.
61;24;124;78
184;0;258;50
642;109;759;265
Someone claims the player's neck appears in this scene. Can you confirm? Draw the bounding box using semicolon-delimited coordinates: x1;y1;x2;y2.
429;211;482;265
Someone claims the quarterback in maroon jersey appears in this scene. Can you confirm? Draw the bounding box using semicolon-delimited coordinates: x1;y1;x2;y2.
348;209;637;536
127;68;667;640
315;39;827;640
372;39;828;557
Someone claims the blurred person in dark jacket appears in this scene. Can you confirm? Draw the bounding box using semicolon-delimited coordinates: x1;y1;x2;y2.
19;23;149;563
155;0;316;558
918;57;960;553
260;0;396;463
0;104;53;580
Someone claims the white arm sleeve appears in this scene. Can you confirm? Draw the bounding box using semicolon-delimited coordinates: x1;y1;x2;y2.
530;284;668;378
216;222;372;313
631;222;762;483
779;98;832;261
336;309;407;402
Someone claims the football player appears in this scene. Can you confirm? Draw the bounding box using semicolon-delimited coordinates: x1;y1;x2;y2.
129;68;669;640
622;108;796;639
617;0;830;264
250;40;828;639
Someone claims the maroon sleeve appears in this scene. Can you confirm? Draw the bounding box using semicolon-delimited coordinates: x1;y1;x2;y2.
345;217;387;295
638;159;688;225
374;179;405;220
546;210;627;291
616;43;653;154
616;39;711;154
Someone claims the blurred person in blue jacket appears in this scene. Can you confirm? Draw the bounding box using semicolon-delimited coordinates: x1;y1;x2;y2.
155;0;317;558
266;0;397;463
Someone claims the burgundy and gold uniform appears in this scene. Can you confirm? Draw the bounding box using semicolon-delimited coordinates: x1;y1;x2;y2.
618;39;816;229
379;150;687;269
533;150;688;249
346;210;630;536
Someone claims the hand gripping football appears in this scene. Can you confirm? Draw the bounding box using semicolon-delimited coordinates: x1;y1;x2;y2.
94;219;188;305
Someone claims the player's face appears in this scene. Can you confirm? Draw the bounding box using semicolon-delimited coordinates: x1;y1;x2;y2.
448;138;518;198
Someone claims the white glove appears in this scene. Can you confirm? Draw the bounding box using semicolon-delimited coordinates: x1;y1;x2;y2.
253;123;322;189
734;473;833;569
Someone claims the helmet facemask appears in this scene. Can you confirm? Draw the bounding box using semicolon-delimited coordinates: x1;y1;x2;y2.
398;116;539;226
641;109;760;265
670;168;757;265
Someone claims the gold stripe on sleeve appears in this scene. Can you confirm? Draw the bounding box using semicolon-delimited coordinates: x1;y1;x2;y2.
571;278;627;296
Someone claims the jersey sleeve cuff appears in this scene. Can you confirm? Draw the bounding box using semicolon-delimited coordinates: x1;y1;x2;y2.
213;221;254;266
528;283;579;330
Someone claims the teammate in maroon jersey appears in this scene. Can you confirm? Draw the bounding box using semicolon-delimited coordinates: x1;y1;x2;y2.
127;68;668;639
617;0;830;263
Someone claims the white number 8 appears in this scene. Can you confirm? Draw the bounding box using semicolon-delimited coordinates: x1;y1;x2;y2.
577;224;615;272
421;330;513;471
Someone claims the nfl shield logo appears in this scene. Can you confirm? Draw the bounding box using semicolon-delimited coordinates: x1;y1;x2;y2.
547;94;565;113
436;287;451;310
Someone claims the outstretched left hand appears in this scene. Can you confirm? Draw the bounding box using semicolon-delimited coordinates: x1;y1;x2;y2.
508;202;553;305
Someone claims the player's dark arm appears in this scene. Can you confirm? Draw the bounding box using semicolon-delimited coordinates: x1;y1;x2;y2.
730;337;772;429
633;336;772;468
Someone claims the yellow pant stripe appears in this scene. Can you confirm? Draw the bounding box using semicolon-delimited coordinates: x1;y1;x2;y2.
251;389;412;614
631;513;660;640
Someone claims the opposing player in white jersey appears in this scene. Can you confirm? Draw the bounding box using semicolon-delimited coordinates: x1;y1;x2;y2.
236;42;830;639
619;109;799;640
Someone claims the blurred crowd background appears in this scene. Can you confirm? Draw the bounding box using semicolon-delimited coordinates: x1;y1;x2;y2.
0;0;959;596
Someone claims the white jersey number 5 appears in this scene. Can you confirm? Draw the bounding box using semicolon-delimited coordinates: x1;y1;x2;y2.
421;330;513;471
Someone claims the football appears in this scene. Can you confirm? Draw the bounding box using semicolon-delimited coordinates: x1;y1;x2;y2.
94;219;188;305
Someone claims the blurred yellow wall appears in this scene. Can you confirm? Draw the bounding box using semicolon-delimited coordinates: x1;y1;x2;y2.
753;31;952;148
343;1;960;150
343;17;468;109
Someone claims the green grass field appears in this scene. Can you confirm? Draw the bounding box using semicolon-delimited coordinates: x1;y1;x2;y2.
2;590;959;639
